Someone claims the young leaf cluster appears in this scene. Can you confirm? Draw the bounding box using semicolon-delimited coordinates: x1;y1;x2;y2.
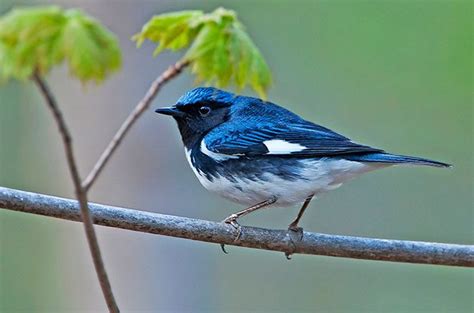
133;8;272;98
0;6;121;83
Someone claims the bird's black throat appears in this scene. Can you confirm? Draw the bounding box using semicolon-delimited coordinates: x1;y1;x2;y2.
174;117;207;149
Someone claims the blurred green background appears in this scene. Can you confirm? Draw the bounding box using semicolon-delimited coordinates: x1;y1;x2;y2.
0;0;472;312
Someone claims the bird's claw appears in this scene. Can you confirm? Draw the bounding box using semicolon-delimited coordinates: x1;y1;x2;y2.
220;214;243;254
288;224;304;236
223;214;241;230
220;243;229;254
285;225;304;260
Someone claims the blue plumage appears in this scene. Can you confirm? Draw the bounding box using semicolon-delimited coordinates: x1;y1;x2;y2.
345;153;451;167
155;87;450;229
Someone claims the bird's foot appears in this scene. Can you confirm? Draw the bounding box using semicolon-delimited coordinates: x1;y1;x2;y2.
223;214;241;230
288;223;303;234
285;224;304;260
220;214;243;254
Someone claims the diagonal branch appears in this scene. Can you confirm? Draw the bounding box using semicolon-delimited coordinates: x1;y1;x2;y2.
82;60;189;191
31;59;189;312
32;73;120;313
1;186;472;268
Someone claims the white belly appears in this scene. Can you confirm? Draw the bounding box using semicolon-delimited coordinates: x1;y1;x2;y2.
185;150;386;206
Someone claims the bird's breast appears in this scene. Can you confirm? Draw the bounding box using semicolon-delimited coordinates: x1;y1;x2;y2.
184;147;380;206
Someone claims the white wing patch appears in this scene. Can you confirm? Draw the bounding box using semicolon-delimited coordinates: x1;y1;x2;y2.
200;140;239;161
263;139;306;155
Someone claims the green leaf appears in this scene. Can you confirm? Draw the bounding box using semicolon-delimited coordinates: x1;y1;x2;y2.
134;7;272;98
132;11;203;55
0;6;122;83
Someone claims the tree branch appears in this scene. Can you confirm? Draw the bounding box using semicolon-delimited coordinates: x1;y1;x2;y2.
31;60;189;311
1;186;472;268
82;60;189;191
32;73;120;313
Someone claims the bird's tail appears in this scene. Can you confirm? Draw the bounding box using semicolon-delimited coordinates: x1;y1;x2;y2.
346;152;451;168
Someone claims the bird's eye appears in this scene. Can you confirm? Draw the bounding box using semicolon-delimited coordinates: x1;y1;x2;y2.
199;106;211;117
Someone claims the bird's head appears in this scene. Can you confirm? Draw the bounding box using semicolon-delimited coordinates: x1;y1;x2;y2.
155;87;237;148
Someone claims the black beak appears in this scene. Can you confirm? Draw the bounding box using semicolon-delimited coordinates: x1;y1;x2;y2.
155;106;184;117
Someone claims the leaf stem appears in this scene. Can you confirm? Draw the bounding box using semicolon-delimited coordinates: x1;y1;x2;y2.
33;72;120;313
82;60;190;191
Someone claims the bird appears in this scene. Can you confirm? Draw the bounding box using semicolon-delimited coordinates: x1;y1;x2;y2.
155;87;450;234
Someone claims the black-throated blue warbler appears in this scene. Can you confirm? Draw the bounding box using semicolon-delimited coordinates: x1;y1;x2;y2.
156;87;450;232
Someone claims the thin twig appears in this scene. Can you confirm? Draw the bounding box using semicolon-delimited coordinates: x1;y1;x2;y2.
1;186;472;267
82;60;190;191
32;73;120;313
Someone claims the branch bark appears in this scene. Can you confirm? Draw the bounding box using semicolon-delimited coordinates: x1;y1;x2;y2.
1;186;472;268
82;60;189;191
33;73;120;313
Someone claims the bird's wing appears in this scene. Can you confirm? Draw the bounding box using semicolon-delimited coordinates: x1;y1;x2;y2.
204;121;383;157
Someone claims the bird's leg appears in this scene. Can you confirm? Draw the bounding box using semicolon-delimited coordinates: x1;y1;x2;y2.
285;195;314;259
220;197;277;253
288;195;314;231
223;197;277;228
